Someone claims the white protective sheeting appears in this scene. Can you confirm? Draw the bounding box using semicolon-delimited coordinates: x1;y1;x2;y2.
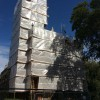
31;68;48;76
38;77;59;89
22;0;47;10
26;61;59;79
10;63;26;78
31;12;47;24
19;38;28;51
17;50;27;63
10;42;19;57
10;65;17;78
37;0;47;6
26;63;31;76
31;49;56;58
22;0;33;9
29;37;62;53
31;68;50;76
12;22;20;38
32;27;56;40
10;40;19;54
29;50;57;64
36;13;47;24
9;51;18;67
21;0;47;24
17;63;26;76
10;38;28;58
20;17;44;29
11;31;19;46
21;7;31;19
26;62;50;76
30;38;53;51
25;76;31;89
9;78;15;89
19;27;29;39
31;54;56;64
9;77;26;90
20;17;31;29
32;4;47;15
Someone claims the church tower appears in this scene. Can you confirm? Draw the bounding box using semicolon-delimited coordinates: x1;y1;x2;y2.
8;0;86;99
9;0;59;92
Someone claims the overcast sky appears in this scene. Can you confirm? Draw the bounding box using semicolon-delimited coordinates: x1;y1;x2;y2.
0;0;90;72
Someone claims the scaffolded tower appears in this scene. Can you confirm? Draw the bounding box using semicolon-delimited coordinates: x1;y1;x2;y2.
8;0;86;99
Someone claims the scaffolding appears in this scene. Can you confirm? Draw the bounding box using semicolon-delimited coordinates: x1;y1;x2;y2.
3;0;89;99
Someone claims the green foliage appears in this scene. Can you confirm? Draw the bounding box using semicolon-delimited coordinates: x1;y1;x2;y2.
70;0;100;59
71;1;100;99
85;62;100;100
90;0;100;9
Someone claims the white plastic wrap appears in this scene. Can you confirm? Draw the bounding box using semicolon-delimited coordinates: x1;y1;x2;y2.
31;54;56;64
19;38;28;51
22;0;47;9
28;50;57;64
10;41;19;56
16;64;26;76
31;68;48;76
31;21;44;28
21;7;31;19
20;17;45;29
31;12;37;21
36;4;47;15
26;63;31;76
10;63;26;78
10;45;18;57
31;62;49;76
17;50;27;63
37;13;47;24
31;49;56;58
31;38;53;51
32;4;47;15
38;77;59;89
29;35;62;53
9;78;15;89
22;0;32;9
32;62;50;69
11;31;19;46
19;27;29;39
34;21;44;27
10;65;17;78
25;76;31;89
13;16;20;32
38;0;47;6
20;17;31;29
15;77;25;84
21;0;48;24
9;77;26;90
12;22;20;38
32;27;56;40
31;12;47;24
9;51;18;67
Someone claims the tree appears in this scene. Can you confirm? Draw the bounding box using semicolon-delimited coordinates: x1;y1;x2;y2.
70;0;100;59
85;61;100;100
